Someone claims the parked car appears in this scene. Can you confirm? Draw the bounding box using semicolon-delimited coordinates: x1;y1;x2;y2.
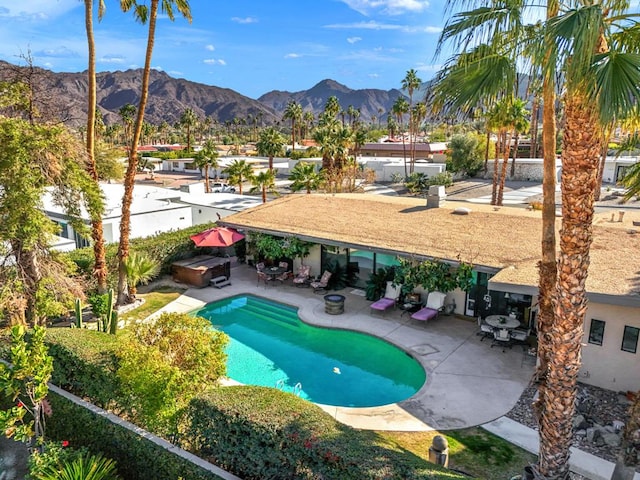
211;182;236;193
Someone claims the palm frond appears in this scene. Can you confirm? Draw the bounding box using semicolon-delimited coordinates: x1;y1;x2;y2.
593;51;640;123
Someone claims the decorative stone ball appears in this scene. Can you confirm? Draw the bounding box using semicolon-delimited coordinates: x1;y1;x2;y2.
432;435;449;451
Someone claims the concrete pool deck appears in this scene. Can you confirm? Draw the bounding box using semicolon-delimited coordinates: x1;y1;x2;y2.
156;261;533;432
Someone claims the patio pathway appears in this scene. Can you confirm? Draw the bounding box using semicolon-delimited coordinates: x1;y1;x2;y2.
156;261;532;432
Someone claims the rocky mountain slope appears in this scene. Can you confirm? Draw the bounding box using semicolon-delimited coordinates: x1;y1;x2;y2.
0;61;408;128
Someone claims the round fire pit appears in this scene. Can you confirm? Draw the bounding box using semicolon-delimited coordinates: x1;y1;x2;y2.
324;294;345;315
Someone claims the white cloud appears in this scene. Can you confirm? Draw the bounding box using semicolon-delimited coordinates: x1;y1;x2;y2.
99;55;126;64
36;46;78;58
368;73;380;78
339;0;429;16
415;63;442;72
205;44;215;51
203;58;226;65
0;0;78;21
285;53;302;59
347;36;362;44
326;20;441;34
231;16;258;24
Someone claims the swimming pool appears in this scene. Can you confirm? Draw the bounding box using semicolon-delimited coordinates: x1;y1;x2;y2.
193;294;426;407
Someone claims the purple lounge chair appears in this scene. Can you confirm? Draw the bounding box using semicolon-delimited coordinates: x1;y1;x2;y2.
370;282;402;314
411;291;447;322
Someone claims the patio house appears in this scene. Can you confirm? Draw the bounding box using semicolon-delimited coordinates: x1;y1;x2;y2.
220;193;640;392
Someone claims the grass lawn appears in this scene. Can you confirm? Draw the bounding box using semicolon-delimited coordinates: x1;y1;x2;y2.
379;427;537;479
119;286;186;323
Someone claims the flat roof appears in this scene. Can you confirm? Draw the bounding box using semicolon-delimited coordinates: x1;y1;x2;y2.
220;193;640;298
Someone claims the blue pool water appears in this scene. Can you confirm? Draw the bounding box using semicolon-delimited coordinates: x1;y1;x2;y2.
193;294;426;407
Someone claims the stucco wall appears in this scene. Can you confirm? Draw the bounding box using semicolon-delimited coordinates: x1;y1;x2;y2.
579;302;640;392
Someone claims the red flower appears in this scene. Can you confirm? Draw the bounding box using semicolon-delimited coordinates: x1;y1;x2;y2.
61;440;69;447
16;401;24;408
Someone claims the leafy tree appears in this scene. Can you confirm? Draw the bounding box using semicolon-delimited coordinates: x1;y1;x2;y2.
0;326;53;447
116;0;192;306
116;312;227;436
250;170;278;203
256;126;286;172
95;141;125;181
288;161;324;194
0;118;93;325
223;158;254;194
447;133;484;176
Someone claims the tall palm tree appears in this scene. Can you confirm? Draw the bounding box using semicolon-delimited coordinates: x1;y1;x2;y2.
402;69;422;173
392;96;409;177
437;0;640;477
288;161;324;194
194;139;219;193
256;126;286;172
116;0;192;306
324;95;341;119
508;98;530;178
283;100;302;151
223;159;254;194
180;107;197;152
250;170;278;203
83;0;108;294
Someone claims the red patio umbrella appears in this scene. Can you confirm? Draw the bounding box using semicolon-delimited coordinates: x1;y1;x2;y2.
190;226;245;247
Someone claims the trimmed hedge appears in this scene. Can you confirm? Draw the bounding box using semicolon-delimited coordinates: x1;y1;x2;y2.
45;329;120;409
185;386;458;480
45;392;225;480
65;221;218;280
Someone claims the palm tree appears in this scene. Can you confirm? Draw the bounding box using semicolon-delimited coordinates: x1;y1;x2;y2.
83;0;108;294
123;251;160;297
283;100;303;151
223;159;254;194
288;161;324;194
250;170;278;203
194;139;219;193
256;127;286;172
324;95;341;119
435;0;640;477
180;107;197;152
118;103;136;144
116;0;192;306
392;96;410;177
508;98;530;178
402;69;422;173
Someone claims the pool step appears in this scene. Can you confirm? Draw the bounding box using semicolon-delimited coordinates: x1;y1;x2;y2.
239;304;300;329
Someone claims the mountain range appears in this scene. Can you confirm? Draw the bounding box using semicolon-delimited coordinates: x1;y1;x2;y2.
0;60;407;128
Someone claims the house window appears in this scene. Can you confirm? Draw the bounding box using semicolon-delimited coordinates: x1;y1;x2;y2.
172;161;179;169
621;326;640;354
588;319;605;346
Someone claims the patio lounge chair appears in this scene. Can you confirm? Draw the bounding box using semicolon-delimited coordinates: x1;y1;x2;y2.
292;264;311;287
310;271;332;293
410;291;447;322
370;281;402;315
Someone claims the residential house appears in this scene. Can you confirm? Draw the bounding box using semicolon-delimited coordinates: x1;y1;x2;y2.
220;193;640;392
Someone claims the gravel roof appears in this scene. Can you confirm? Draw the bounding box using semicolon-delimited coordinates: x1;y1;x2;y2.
221;193;640;298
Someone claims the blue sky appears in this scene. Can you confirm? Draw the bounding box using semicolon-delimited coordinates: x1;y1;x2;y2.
0;0;447;99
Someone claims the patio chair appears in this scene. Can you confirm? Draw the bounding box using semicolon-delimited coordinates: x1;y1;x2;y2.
477;316;495;341
491;328;513;352
510;327;531;345
256;262;265;272
310;271;332;293
410;291;447;323
275;261;290;283
370;281;402;315
256;269;269;287
293;264;311;287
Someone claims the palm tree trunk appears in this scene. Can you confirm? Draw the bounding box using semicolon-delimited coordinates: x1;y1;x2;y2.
530;97;540;158
611;391;640;480
491;130;502;205
204;165;210;193
510;132;520;177
533;58;558;432
84;0;108;294
497;132;512;205
484;128;491;174
117;0;158;306
537;93;601;480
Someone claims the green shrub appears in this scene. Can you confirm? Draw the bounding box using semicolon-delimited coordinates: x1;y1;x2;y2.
45;329;120;410
185;386;451;480
45;393;224;480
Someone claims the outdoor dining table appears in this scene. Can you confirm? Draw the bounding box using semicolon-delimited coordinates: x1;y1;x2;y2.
264;266;286;282
485;315;520;329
